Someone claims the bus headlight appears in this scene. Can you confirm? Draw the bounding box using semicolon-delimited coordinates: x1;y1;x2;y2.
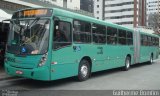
38;53;47;67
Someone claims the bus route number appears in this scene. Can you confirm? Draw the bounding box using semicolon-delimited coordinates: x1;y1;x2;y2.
97;47;103;54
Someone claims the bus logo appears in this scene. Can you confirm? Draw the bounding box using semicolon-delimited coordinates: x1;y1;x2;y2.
7;57;16;62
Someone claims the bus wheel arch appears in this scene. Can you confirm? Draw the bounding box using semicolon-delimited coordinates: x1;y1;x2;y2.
82;56;92;68
77;56;92;81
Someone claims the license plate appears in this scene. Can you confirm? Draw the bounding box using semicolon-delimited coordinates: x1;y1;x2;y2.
16;70;23;75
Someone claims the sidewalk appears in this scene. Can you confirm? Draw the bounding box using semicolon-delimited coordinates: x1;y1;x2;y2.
0;66;15;81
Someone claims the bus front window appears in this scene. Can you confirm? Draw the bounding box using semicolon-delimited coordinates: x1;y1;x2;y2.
7;19;50;55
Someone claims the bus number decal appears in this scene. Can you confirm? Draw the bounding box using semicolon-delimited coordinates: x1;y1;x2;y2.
97;47;103;54
73;46;81;52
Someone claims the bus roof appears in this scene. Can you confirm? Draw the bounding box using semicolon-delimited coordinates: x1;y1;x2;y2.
140;31;159;38
135;28;159;38
52;8;134;32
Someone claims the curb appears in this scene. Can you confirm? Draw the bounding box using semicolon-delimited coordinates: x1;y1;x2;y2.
0;76;19;81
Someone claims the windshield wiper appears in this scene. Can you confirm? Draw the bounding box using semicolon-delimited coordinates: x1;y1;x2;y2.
23;19;49;45
28;17;40;28
22;18;42;45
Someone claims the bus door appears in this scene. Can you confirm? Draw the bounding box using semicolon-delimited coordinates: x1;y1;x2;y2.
51;17;77;80
133;29;140;64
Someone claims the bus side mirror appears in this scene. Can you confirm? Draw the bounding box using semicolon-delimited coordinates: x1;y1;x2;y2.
2;19;11;32
55;25;59;30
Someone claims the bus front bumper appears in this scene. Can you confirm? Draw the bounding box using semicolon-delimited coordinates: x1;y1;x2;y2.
5;63;50;81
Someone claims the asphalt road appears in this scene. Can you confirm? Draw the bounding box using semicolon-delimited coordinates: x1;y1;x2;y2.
0;60;160;96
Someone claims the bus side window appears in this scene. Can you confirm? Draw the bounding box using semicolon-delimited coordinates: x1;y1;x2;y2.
73;20;91;43
141;34;148;46
107;27;117;45
92;24;106;44
144;35;148;46
118;29;126;45
53;21;71;49
127;31;133;45
141;34;144;46
156;38;159;47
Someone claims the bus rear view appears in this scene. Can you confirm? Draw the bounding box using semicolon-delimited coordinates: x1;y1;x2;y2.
5;8;53;80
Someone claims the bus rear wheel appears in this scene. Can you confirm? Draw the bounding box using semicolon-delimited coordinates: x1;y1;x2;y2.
123;56;131;71
78;59;91;81
149;54;153;64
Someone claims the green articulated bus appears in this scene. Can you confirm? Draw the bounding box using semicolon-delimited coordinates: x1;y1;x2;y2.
4;8;159;81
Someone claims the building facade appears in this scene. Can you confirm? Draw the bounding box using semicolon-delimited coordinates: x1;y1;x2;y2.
40;0;80;10
147;0;160;33
80;0;94;13
94;0;104;20
94;0;146;27
39;0;93;16
147;0;160;14
40;0;94;13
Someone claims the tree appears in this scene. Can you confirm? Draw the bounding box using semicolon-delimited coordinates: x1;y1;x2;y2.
148;13;160;34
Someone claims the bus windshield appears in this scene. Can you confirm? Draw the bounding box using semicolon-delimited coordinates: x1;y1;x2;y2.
7;18;50;55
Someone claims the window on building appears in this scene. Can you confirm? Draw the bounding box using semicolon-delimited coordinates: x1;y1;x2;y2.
63;0;67;8
73;20;91;43
97;11;99;14
92;24;106;44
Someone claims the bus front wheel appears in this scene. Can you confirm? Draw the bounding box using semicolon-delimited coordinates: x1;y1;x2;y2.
123;56;131;71
78;59;91;81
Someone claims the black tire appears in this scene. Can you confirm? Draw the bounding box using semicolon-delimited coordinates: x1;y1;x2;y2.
78;59;91;81
149;54;153;64
123;56;131;71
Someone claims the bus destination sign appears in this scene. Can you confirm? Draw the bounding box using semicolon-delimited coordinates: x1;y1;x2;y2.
12;9;53;18
23;9;48;16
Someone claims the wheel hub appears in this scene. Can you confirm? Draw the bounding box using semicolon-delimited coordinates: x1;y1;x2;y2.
81;65;88;77
126;59;130;68
150;56;153;63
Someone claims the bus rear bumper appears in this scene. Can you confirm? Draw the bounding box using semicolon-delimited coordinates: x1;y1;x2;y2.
5;63;50;81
